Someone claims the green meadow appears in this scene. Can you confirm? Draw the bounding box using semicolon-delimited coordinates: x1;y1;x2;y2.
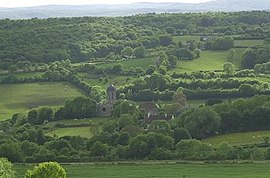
235;40;264;47
172;50;229;73
204;130;270;146
15;163;270;178
43;118;108;138
0;82;83;120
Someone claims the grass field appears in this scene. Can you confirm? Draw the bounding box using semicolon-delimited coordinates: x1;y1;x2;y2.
204;130;270;146
46;127;93;138
0;72;43;81
79;73;137;89
0;82;83;120
171;50;228;73
235;40;264;47
44;118;108;138
15;163;270;178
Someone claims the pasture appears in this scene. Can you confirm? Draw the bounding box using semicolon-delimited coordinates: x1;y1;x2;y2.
171;50;228;73
204;130;270;146
15;163;270;178
44;117;108;138
234;40;264;47
0;82;83;120
79;73;137;89
46;127;93;138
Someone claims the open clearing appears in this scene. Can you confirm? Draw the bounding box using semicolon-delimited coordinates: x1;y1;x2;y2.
171;50;228;73
234;40;264;47
0;82;83;120
204;130;270;146
46;127;93;138
15;163;270;178
44;118;108;138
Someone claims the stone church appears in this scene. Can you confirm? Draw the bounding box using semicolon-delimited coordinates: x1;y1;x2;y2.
97;84;117;116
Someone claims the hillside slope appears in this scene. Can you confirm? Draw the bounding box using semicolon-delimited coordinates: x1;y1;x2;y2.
0;0;270;19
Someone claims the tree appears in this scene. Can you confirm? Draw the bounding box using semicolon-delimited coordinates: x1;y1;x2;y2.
179;48;194;60
165;27;176;35
117;132;130;146
91;141;109;157
121;47;133;57
168;55;177;69
173;87;187;106
205;37;234;50
62;97;97;119
173;128;192;144
227;49;235;62
223;62;235;75
238;84;256;96
158;65;167;75
159;35;173;46
241;48;256;69
0;157;15;178
118;114;136;130
24;162;66;178
134;46;146;58
0;143;23;162
112;100;140;118
194;49;201;58
146;65;156;75
179;107;221;139
37;107;54;124
176;139;213;159
8;65;16;74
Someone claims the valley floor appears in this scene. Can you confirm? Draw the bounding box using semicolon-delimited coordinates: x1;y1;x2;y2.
15;162;270;178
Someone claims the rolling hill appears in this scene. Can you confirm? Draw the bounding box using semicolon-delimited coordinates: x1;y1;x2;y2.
0;0;270;19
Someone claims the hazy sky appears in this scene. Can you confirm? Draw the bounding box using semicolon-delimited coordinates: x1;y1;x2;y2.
0;0;213;8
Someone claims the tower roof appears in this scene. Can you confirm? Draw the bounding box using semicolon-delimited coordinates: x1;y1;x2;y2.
107;84;116;92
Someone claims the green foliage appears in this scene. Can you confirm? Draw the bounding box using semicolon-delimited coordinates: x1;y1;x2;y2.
223;62;235;75
178;107;221;139
121;47;134;57
58;96;97;120
205;37;234;50
176;139;213;159
241;46;270;69
24;162;66;178
112;100;140;118
0;158;15;178
173;128;192;144
0;142;24;162
90;141;109;157
134;46;146;58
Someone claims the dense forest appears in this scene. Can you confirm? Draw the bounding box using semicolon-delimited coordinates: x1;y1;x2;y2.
0;11;270;65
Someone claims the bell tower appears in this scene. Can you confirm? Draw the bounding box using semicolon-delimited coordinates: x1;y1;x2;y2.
107;84;116;104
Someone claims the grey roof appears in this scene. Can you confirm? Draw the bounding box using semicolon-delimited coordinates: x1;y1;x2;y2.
107;84;116;92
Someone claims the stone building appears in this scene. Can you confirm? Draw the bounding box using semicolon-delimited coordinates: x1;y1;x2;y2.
97;84;117;116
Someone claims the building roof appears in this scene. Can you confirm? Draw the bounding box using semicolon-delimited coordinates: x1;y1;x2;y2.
107;84;116;92
139;102;159;115
143;114;173;123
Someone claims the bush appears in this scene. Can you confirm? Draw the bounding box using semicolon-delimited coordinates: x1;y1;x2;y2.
24;162;66;178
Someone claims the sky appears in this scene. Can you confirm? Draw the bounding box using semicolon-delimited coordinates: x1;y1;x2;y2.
0;0;213;8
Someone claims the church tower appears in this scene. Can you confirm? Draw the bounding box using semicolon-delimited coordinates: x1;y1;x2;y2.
107;84;116;104
97;84;117;117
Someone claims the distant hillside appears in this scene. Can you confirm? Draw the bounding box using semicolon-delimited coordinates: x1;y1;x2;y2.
0;0;270;19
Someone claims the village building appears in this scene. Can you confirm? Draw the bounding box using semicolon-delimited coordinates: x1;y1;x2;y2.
97;84;117;116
